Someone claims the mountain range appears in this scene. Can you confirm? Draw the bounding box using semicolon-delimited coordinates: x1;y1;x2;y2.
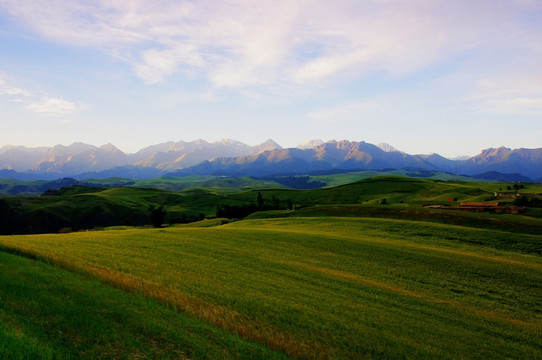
0;139;541;182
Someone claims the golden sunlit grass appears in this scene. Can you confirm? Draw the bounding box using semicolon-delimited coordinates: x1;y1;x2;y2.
1;216;541;358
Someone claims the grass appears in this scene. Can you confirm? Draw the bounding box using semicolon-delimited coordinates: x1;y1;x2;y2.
3;175;541;235
308;169;485;186
4;170;542;197
246;203;542;237
0;249;286;359
1;216;541;359
227;176;497;207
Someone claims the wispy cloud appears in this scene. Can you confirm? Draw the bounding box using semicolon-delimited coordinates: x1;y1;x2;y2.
1;77;80;117
467;70;542;115
26;97;80;117
1;0;541;108
0;0;536;87
0;79;31;97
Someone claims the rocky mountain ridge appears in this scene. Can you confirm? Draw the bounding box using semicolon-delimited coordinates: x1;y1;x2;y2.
0;140;541;181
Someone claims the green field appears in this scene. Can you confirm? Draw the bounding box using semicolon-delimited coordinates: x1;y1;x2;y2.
0;169;521;196
2;174;541;235
1;215;541;359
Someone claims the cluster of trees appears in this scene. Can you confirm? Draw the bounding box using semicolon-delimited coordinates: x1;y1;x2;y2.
168;212;205;225
149;206;207;228
513;196;542;208
216;192;294;219
505;184;526;191
0;198;149;235
0;199;207;235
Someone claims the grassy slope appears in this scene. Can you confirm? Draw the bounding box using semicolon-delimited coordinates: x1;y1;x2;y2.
5;169;541;196
1;217;540;359
309;170;483;187
135;175;286;192
226;176;501;207
0;250;285;360
247;204;542;237
2;176;541;235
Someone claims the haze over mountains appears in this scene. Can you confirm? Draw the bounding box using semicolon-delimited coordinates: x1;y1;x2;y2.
0;139;541;182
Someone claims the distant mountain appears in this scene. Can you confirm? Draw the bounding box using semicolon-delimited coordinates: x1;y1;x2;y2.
133;138;257;170
171;140;441;177
1;139;541;181
170;148;331;177
416;153;456;171
249;139;282;155
0;145;50;172
74;166;165;180
170;141;542;180
0;139;281;179
131;141;176;163
376;143;403;153
0;143;131;178
32;143;131;176
450;155;470;161
297;139;324;149
457;147;542;180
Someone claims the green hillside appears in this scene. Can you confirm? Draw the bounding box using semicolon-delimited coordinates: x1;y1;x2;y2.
0;216;540;358
0;249;285;359
0;169;523;196
1;175;541;235
228;176;504;208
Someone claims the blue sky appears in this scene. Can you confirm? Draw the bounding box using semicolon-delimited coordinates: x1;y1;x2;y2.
0;0;541;158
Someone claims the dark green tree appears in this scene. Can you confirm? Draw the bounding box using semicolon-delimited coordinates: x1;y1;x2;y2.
272;195;280;209
257;192;264;209
148;205;167;228
286;199;293;210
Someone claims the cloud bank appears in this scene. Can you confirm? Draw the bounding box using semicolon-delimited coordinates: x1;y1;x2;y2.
1;0;540;104
0;78;79;117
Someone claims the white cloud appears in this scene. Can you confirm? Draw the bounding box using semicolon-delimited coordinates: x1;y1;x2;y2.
466;69;542;115
0;77;81;117
134;45;203;84
26;97;79;117
0;80;32;97
1;0;541;106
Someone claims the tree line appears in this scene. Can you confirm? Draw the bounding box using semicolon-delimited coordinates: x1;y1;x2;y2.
216;192;294;219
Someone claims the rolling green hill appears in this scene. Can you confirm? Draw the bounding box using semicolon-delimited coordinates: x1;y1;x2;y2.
0;249;285;359
1;175;541;235
0;216;540;358
0;169;529;196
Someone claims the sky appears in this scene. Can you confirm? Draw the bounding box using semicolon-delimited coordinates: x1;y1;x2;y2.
0;0;541;158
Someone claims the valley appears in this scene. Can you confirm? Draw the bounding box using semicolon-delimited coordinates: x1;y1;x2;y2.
0;174;541;358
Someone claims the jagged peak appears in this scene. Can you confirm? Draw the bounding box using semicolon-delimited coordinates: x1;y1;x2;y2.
50;142;95;154
100;143;121;152
0;145;15;154
213;138;244;145
296;139;324;149
257;139;282;147
477;146;512;158
376;143;403;153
